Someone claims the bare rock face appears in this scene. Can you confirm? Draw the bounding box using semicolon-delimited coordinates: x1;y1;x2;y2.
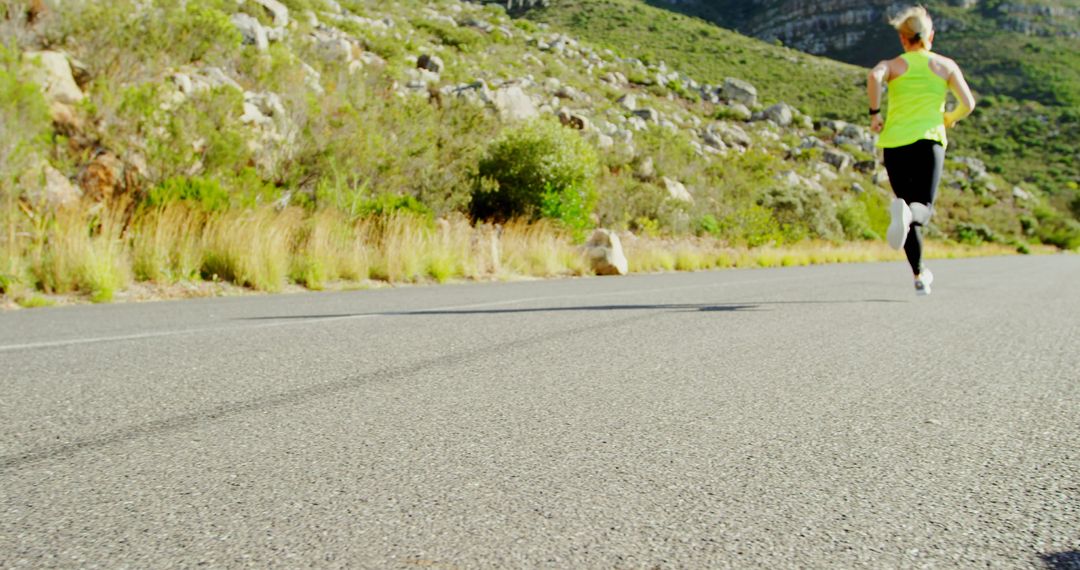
586;229;629;276
23;51;84;105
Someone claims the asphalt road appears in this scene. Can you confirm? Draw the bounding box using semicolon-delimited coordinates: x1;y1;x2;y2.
2;256;1078;569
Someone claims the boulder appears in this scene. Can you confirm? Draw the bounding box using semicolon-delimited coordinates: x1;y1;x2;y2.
823;148;854;172
490;85;538;121
632;108;659;123
635;157;655;180
714;123;752;149
23;51;84;104
417;54;444;74
662;177;693;203
721;77;757;107
25;162;82;207
702;129;727;150
557;108;590;131
249;0;290;27
555;85;584;101
764;103;793;127
232;13;269;51
726;103;752;121
586;229;628;276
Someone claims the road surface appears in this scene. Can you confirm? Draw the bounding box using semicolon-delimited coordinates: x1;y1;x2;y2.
2;256;1078;568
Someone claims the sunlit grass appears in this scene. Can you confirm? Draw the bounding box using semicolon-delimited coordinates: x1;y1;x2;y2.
0;199;1042;308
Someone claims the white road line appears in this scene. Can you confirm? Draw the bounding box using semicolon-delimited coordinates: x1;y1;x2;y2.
0;278;784;353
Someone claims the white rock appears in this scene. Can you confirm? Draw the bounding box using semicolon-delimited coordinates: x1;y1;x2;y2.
490;85;538;122
27;162;82;207
232;13;269;51
721;77;757;107
586;229;628;276
251;0;289;27
23;51;84;104
662;177;693;203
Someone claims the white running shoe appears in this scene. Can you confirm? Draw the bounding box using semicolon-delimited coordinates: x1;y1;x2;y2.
888;198;912;250
915;268;934;296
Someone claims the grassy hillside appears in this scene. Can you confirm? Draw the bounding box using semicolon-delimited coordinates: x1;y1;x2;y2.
596;0;1075;205
528;0;868;121
529;0;1080;218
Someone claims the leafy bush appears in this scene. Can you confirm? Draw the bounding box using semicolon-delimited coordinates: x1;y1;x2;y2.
540;182;595;242
471;119;599;223
955;222;1000;246
1031;207;1080;250
0;44;51;195
757;181;841;241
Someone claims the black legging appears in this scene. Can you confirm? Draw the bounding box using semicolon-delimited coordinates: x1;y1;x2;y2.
883;139;944;275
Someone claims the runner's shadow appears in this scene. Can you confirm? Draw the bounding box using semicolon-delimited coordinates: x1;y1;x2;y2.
1041;551;1080;569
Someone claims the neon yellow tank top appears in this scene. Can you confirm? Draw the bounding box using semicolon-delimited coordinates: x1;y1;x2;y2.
877;50;948;149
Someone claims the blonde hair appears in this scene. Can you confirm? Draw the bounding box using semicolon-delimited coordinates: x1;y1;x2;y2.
890;6;933;49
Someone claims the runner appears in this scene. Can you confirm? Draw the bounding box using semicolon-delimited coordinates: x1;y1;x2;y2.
867;6;976;295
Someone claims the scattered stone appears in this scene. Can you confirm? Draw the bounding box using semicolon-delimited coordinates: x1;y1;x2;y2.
662;177;693;203
1013;186;1033;201
854;160;877;173
232;13;270;51
248;0;290;27
490;85;538;121
851;182;866;194
417;54;444;74
823;148;853;172
557;108;590;131
721;77;757;107
713;123;752;149
25;162;82;207
764;103;793;127
586;229;628;276
555;85;583;101
635;157;655;180
632;108;659;123
725;103;752;122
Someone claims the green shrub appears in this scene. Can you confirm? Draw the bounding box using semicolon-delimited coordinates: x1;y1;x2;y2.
147;177;231;211
356;193;433;219
540;182;595;242
0;44;51;195
757;181;841;241
955;222;1000;245
471;119;598;222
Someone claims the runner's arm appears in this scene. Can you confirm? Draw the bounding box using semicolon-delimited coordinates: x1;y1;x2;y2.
867;61;889;132
944;64;976;128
